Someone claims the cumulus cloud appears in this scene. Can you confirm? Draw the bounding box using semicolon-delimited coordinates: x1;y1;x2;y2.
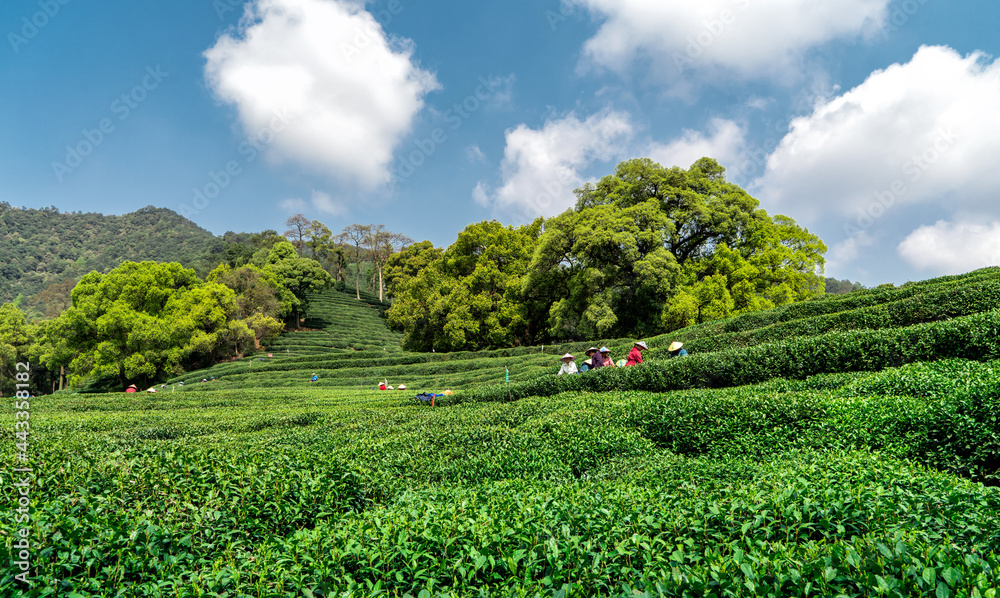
465;145;487;164
647;118;747;172
898;220;1000;274
279;198;306;212
568;0;888;79
475;109;634;218
279;190;347;216
309;190;348;216
826;231;878;276
204;0;439;188
755;46;1000;226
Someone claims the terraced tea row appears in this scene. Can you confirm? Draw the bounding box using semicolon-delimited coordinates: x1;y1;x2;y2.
4;360;998;595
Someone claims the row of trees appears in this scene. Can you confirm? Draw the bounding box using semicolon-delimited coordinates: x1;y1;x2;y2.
0;240;335;393
225;218;412;303
385;158;828;352
1;211;414;392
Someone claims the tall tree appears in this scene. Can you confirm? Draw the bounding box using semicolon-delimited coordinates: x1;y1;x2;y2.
523;201;676;339
306;220;333;262
337;224;370;300
284;214;311;257
364;225;414;302
385;241;443;301
207;264;288;345
264;241;334;329
53;261;253;387
552;157;826;335
387;221;540;351
0;303;29;396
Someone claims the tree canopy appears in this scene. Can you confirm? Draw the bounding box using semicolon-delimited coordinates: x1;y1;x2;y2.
388;157;827;349
43;262;261;387
0;302;29;396
386;221;541;351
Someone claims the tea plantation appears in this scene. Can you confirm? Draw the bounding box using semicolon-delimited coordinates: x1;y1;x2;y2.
3;268;1000;597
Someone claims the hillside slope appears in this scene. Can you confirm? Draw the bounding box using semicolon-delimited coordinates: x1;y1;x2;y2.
0;203;221;304
172;267;1000;395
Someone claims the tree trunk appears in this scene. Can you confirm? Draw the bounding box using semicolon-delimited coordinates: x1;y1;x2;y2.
378;265;384;302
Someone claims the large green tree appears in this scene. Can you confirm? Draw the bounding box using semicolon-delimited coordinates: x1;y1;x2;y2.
207;264;287;345
523;200;677;339
0;302;29;395
54;261;254;387
528;157;826;337
264;241;334;329
387;221;541;351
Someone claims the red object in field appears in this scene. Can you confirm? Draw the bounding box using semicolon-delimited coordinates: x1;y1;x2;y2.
379;383;387;390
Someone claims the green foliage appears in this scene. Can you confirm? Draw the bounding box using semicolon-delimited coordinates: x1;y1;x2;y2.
2;377;998;596
666;266;1000;340
525;199;677;339
387;221;542;351
457;308;1000;405
826;276;865;294
0;302;29;394
665;275;1000;355
0;203;221;305
52;261;256;387
551;157;827;336
264;241;334;327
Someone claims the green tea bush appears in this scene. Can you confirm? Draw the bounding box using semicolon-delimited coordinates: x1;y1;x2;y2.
662;278;1000;356
662;266;999;341
241;452;999;597
458;309;1000;405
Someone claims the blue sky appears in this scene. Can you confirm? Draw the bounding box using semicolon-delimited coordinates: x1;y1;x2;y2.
2;0;999;286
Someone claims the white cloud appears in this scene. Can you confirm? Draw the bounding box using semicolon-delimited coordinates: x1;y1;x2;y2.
204;0;439;188
756;46;1000;226
568;0;889;80
647;118;746;171
472;181;490;207
826;231;877;276
899;220;1000;274
309;190;347;216
279;190;347;216
279;198;306;211
476;109;634;218
465;145;487;164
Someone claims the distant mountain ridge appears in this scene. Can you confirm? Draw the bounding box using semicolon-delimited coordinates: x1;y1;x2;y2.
0;203;222;305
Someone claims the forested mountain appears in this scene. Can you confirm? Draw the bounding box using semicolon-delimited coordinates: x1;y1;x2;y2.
0;203;223;305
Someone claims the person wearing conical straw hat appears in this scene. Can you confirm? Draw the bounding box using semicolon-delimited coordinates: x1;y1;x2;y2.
599;347;615;368
667;341;688;358
626;341;648;366
586;346;605;370
580;347;598;372
557;353;578;376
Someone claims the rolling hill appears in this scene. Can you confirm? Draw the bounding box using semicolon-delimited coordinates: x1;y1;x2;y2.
0;203;221;305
